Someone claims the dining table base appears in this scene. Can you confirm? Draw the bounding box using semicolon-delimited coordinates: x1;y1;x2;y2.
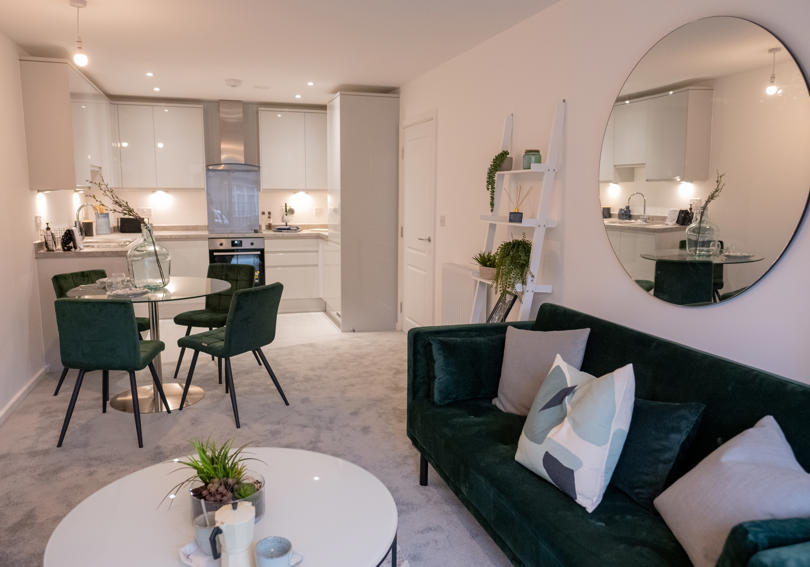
109;383;205;414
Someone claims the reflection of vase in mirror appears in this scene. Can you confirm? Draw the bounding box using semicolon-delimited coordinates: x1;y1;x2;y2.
598;16;810;305
685;207;718;256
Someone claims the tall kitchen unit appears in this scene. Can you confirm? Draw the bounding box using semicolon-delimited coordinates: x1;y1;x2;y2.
325;92;399;331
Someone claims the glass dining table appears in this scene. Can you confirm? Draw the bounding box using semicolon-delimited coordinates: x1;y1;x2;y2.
67;276;231;414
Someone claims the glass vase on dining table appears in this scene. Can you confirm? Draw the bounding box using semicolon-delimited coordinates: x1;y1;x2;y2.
127;223;171;290
685;206;720;257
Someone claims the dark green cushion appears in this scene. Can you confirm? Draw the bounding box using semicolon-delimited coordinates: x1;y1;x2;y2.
223;283;283;356
136;317;150;333
137;340;165;370
51;269;107;298
178;327;226;357
429;334;504;405
717;518;810;567
749;541;810;567
410;399;691;566
204;263;255;313
611;399;705;509
173;309;228;329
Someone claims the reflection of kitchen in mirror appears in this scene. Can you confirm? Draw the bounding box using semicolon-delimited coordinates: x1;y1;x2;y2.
599;16;810;306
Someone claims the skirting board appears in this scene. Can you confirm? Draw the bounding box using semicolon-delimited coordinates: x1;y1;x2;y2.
278;298;326;314
0;365;47;427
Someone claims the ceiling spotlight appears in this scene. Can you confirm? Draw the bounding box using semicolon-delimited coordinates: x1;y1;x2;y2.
225;78;242;88
70;0;89;67
153;87;160;92
294;94;302;99
765;47;782;96
145;72;154;77
276;113;282;118
307;81;314;87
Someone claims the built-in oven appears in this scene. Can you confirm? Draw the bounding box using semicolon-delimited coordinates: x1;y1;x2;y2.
208;237;265;286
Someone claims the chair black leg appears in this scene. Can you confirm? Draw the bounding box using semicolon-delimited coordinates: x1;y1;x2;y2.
102;370;109;413
53;367;69;396
252;349;262;366
148;363;171;413
128;371;143;448
172;326;192;380
179;350;200;410
256;349;289;406
224;358;240;428
57;369;85;447
420;454;429;486
209;328;215;361
218;357;223;385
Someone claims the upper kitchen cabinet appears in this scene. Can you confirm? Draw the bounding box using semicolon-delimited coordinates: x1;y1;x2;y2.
259;109;326;190
599;113;615;182
644;88;712;181
116;103;204;189
20;58;116;191
612;98;648;167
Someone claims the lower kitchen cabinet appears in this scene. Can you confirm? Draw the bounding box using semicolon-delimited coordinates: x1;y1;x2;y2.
605;226;681;282
265;238;325;313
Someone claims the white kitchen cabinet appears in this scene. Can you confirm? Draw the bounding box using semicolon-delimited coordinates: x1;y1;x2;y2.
305;112;327;188
645;89;712;181
605;225;682;282
117;105;157;188
612;99;648;166
20;58;116;191
599;113;615;182
154;105;205;188
265;238;324;312
259;109;327;190
116;103;204;188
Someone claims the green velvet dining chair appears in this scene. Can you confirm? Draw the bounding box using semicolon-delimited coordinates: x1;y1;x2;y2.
51;269;151;396
54;298;170;448
177;283;286;428
171;263;257;383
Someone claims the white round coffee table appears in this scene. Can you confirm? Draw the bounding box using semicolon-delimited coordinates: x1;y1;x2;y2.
44;448;398;566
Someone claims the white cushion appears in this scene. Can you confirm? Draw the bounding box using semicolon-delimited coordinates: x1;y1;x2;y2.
654;415;810;567
515;354;635;512
492;326;590;415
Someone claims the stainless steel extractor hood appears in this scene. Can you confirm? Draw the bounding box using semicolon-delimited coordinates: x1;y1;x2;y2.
203;100;260;165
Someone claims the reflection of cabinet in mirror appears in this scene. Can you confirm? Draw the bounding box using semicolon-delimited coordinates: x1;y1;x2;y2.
598;115;615;182
605;224;681;282
645;89;712;181
612;100;648;166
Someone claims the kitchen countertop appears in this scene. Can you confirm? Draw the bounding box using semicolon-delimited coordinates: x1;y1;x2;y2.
34;228;330;258
602;219;685;233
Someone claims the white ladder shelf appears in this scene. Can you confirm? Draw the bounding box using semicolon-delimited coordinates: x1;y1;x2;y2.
470;100;566;323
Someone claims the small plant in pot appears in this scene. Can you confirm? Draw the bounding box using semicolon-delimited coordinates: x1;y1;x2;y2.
473;251;498;281
494;237;532;294
165;439;265;524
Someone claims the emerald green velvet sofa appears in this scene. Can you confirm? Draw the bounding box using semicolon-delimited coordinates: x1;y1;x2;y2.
407;303;810;566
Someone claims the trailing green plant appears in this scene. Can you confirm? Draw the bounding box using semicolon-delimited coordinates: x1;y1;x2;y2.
486;150;510;213
163;438;263;506
472;251;498;268
494;237;532;294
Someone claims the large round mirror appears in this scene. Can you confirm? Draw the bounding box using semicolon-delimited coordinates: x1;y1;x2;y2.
599;17;810;305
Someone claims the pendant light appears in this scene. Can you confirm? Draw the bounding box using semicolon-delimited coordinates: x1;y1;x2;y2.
765;47;782;96
70;0;88;67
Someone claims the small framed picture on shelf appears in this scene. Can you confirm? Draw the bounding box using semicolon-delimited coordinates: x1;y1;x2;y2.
486;292;518;323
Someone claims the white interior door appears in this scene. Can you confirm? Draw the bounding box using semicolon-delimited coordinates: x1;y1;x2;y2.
402;118;436;331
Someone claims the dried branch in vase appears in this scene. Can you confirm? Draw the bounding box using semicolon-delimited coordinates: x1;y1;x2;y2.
87;177;144;222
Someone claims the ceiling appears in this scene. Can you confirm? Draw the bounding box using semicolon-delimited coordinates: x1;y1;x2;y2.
0;0;557;104
619;17;795;98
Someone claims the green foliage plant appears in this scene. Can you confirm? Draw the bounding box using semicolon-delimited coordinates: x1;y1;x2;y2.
487;150;510;213
472;251;498;268
494;237;533;294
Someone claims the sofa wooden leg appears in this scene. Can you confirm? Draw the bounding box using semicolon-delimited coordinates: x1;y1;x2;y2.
420;454;428;486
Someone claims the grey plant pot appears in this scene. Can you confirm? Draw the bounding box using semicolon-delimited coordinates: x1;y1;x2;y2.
498;157;513;172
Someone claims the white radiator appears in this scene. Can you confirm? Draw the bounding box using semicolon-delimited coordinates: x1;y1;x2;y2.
441;263;478;324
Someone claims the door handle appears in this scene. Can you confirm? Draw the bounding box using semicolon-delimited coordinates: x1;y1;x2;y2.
417;236;432;243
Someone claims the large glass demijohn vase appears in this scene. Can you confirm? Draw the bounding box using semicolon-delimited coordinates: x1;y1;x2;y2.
685;206;719;256
127;223;171;289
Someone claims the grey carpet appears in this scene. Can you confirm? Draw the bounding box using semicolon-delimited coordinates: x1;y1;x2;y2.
0;331;510;567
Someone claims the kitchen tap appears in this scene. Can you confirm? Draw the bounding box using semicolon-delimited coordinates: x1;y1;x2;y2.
627;192;647;222
281;203;295;226
75;203;96;236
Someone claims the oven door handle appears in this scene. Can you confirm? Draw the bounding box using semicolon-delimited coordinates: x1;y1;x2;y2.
211;251;263;256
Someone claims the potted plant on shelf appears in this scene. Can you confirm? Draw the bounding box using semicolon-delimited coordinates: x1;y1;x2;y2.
486;150;511;213
473;251;498;281
88;176;171;290
494;237;532;294
165;439;266;524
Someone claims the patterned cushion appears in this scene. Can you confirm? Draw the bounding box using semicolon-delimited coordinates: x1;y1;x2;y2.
515;354;635;513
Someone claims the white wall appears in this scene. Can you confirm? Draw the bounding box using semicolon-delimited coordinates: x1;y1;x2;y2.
400;0;810;383
0;32;45;416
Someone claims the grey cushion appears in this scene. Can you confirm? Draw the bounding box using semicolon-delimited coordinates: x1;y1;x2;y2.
492;326;590;415
654;416;810;567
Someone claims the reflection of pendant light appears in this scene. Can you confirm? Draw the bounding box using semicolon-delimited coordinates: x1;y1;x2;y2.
765;47;782;96
70;0;88;67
